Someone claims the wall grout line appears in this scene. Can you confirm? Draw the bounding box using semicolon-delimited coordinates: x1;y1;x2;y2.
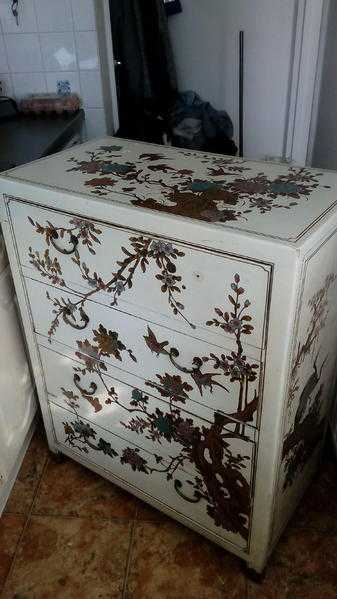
2;30;95;35
1;448;51;593
33;0;48;93
1;69;99;74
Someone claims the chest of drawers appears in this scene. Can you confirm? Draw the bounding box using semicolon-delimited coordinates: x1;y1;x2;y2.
1;137;337;574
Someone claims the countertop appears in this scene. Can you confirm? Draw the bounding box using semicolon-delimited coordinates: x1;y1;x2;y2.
0;109;85;171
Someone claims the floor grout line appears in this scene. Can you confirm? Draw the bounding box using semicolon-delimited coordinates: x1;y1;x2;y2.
121;508;138;599
24;510;138;523
1;450;50;594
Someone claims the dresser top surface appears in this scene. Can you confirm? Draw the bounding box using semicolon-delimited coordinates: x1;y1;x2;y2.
2;136;337;243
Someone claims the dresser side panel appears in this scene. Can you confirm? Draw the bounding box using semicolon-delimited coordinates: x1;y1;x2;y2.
272;227;337;546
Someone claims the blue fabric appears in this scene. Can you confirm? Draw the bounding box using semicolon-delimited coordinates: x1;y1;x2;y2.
171;91;234;140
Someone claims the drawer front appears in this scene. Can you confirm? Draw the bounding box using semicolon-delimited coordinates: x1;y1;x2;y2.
50;402;254;550
28;278;263;427
39;344;256;452
10;200;271;350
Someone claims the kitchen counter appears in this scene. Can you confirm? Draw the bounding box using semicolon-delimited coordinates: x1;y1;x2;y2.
0;109;85;171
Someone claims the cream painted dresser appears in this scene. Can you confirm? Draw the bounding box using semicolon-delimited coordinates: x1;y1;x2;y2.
1;138;337;573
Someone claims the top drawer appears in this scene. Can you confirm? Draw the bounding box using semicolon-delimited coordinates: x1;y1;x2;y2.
9;199;272;350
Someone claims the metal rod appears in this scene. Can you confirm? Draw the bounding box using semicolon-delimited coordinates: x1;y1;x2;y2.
239;30;244;157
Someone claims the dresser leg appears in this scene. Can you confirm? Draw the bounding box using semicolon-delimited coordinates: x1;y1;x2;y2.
242;561;266;583
52;450;66;464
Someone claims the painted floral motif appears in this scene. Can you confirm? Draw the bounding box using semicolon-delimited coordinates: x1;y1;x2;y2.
282;273;336;490
60;274;259;542
63;419;118;458
28;216;102;255
28;216;194;337
66;144;329;225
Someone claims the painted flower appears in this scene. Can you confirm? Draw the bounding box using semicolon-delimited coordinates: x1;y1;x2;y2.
131;389;144;404
230;178;269;195
61;388;79;410
85;177;116;187
190;179;218;192
73;420;96;439
249;197;275;212
201;208;241;223
150;240;176;258
269;182;299;196
223;318;242;334
120;447;149;473
154;413;172;435
175;419;196;445
227;353;259;381
97;438;118;457
75;340;102;371
93;324;126;360
156;272;180;292
71;160;103;174
160;374;192;399
101;162;135;175
69;217;88;228
63;422;74;437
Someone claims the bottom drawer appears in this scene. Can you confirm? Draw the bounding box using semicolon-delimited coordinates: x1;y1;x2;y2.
50;402;254;550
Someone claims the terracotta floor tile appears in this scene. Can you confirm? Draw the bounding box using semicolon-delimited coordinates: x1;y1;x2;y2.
33;455;138;520
2;515;131;598
247;528;337;599
0;514;26;593
4;429;49;515
125;520;246;599
136;499;171;522
289;458;337;531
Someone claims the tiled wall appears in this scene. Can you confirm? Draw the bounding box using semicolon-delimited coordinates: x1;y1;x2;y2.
0;0;108;140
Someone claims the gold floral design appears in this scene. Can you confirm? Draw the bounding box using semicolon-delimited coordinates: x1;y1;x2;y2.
60;274;259;542
66;144;329;225
28;214;194;338
282;273;336;489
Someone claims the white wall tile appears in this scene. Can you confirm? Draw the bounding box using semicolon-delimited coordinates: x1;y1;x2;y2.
0;73;13;96
5;34;42;72
80;70;103;108
85;108;107;140
71;0;96;31
0;34;9;72
75;31;99;70
12;72;47;100
40;32;77;71
35;0;72;33
46;71;80;95
0;2;108;135
0;0;37;34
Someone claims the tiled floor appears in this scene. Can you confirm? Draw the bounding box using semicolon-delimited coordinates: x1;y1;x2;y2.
1;428;337;598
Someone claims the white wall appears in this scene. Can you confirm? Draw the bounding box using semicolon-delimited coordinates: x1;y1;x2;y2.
311;0;337;169
168;0;297;160
0;0;107;140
